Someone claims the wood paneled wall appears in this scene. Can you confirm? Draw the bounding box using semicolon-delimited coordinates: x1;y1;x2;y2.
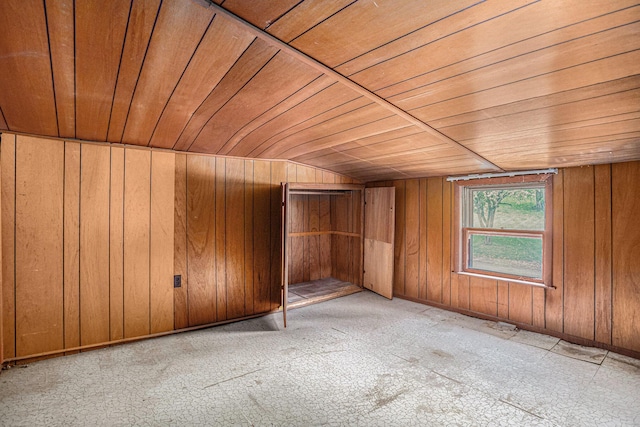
287;189;362;287
371;161;640;355
1;134;353;361
330;192;362;286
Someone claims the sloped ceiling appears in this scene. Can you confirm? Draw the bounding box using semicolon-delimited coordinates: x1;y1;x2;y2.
0;0;638;182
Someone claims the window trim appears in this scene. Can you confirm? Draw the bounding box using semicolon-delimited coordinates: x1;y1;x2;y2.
453;174;554;288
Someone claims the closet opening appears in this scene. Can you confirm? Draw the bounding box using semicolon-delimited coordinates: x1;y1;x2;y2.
281;183;365;314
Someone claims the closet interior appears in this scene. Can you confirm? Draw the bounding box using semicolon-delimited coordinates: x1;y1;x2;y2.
282;183;364;310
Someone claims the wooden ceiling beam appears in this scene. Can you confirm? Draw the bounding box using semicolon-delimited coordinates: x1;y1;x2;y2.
204;1;504;172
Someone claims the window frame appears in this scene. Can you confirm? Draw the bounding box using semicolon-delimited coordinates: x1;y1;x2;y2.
453;174;554;288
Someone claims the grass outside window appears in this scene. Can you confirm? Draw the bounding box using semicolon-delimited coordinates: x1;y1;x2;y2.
454;174;553;287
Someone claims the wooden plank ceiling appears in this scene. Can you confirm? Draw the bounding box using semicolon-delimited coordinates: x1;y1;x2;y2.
0;0;638;182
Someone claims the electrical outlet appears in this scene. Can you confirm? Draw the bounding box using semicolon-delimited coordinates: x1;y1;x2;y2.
174;275;182;288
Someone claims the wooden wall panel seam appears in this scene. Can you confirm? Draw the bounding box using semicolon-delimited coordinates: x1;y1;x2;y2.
440;178;445;304
78;146;82;345
186;158;190;325
0;135;2;364
609;164;613;346
1;134;16;359
109;146;125;341
592;168;596;341
62;142;66;347
149;155;152;333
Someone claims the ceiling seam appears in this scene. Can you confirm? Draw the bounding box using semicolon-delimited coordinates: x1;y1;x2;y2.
0;105;9;131
429;74;640;128
146;11;218;147
203;0;503;172
117;0;163;144
379;17;640;101
105;0;135;143
43;0;61;138
184;50;280;152
250;96;373;158
171;36;260;151
335;0;487;71
218;74;328;155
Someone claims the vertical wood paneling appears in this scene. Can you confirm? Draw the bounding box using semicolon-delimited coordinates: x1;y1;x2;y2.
309;196;321;281
186;155;216;326
2;133;373;360
226;158;245;319
450;273;459;309
150;152;175;334
296;165;316;183
0;139;2;364
1;134;16;359
289;197;304;284
546;169;564;332
352;191;363;286
123;149;151;338
109;147;125;341
215;158;227;321
508;282;533;325
365;161;636;355
331;194;350;282
80;144;111;345
469;277;497;317
173;154;188;329
253;160;271;313
286;162;297;183
532;288;545;329
612;161;640;353
3;131;638;360
15;136;64;356
457;274;470;310
287;188;363;287
418;179;427;300
497;282;509;319
303;195;310;282
322;171;335;184
319;196;332;278
63;143;80;352
404;180;419;299
393;180;406;296
563;166;595;340
594;164;612;345
442;181;452;306
244;160;255;315
329;220;338;281
426;177;443;303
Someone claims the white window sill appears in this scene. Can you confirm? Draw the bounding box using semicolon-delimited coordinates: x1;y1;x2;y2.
456;271;554;289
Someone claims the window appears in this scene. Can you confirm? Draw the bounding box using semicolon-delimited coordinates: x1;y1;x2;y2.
454;174;553;286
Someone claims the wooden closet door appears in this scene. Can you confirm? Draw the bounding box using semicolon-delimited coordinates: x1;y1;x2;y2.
363;187;395;299
281;183;289;327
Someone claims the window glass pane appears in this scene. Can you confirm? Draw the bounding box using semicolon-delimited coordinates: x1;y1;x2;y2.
468;234;542;279
471;187;545;231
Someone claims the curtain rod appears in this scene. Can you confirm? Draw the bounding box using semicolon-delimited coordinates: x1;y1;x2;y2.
446;168;558;182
